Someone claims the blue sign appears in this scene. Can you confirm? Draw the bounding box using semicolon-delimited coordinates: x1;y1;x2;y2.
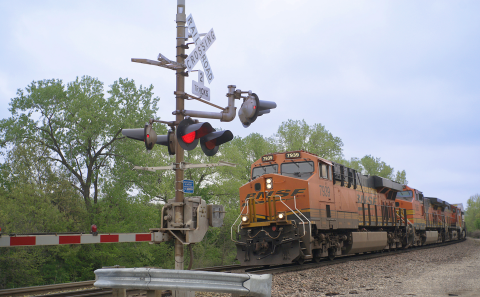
183;179;194;194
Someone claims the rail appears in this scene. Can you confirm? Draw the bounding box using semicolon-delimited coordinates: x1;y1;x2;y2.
0;280;95;297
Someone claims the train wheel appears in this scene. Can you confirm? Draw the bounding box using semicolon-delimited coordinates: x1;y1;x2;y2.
295;256;305;265
312;250;322;263
328;248;335;261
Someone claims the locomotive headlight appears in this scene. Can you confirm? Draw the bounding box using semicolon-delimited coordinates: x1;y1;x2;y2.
277;212;286;221
241;216;249;223
266;178;273;189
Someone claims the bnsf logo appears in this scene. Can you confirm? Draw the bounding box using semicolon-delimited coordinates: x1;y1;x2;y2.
245;188;306;199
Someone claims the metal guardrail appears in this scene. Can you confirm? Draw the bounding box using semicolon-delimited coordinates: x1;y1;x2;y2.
94;268;272;297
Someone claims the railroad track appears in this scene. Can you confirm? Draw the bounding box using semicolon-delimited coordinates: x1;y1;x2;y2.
0;280;97;297
0;285;146;297
245;238;466;275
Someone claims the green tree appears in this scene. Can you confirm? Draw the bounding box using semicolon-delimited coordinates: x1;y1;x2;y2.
0;76;159;212
337;155;407;183
360;155;394;178
394;169;408;185
466;194;480;231
341;157;363;172
274;119;343;160
0;143;90;288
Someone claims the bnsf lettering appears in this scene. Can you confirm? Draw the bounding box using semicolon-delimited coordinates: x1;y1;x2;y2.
254;191;276;199
356;194;377;205
291;188;305;196
276;189;290;197
244;188;306;199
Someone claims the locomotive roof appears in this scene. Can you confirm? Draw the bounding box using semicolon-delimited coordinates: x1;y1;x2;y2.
425;197;445;206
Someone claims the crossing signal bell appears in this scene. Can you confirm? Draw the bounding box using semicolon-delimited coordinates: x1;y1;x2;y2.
238;93;277;128
177;118;233;156
122;123;175;155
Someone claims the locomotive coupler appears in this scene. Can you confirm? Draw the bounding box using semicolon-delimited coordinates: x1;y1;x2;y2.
255;239;270;254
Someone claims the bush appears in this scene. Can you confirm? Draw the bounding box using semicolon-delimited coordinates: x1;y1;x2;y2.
467;230;480;239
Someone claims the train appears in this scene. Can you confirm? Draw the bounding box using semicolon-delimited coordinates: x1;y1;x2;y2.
231;150;465;266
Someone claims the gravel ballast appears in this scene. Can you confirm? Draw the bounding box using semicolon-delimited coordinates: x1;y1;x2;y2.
195;238;480;297
271;238;480;296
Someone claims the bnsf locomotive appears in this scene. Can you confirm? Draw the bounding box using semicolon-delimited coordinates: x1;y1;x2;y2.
232;151;465;266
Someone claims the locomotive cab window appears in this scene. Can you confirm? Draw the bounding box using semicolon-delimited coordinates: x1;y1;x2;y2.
396;190;413;202
252;164;278;180
319;163;330;180
281;161;314;180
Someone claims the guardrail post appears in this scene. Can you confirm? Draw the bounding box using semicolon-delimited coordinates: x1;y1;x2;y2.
112;288;126;297
147;290;163;297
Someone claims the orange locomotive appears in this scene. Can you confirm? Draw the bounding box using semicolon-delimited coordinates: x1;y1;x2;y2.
232;150;465;266
394;187;465;246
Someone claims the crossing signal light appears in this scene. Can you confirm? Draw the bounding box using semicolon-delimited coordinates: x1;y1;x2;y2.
238;93;277;128
122;123;175;155
177;118;215;151
200;129;234;156
177;118;233;156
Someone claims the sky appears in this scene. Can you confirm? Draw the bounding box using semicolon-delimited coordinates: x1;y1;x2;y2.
0;0;479;209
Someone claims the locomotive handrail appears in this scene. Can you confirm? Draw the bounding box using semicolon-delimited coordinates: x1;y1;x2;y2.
276;195;307;238
293;195;311;239
231;198;249;244
395;208;411;226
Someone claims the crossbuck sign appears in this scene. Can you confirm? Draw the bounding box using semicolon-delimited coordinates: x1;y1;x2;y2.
185;14;216;84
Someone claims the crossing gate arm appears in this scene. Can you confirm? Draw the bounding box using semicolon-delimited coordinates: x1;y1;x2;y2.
94;268;272;297
0;233;153;247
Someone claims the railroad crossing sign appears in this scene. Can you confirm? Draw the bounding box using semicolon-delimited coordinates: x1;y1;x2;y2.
185;14;216;84
192;70;210;101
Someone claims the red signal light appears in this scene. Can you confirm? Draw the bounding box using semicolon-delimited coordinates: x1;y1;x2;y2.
182;131;196;144
147;134;150;138
205;139;216;150
91;224;97;233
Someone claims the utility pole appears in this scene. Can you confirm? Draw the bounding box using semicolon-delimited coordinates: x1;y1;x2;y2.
175;0;186;272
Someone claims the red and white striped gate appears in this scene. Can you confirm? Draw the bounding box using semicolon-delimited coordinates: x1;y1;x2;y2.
0;233;152;247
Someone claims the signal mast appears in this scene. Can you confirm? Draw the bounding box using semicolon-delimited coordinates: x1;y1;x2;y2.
123;0;277;276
